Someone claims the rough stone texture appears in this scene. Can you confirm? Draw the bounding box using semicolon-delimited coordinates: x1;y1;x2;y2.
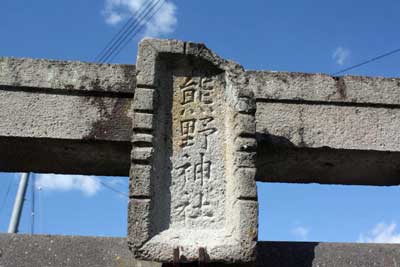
256;144;400;186
2;40;400;266
0;234;151;267
250;71;400;186
129;39;258;263
0;57;136;93
256;102;400;152
0;137;130;176
0;90;132;141
1;234;400;267
2;55;400;185
0;58;135;176
249;70;400;105
257;241;400;267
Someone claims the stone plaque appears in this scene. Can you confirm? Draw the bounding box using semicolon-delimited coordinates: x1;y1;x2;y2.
129;39;258;264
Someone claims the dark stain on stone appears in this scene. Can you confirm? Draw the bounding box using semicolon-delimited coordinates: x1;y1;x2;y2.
333;76;347;99
276;74;288;84
89;78;102;91
298;107;307;147
122;65;137;90
298;127;306;147
64;84;74;90
83;96;132;141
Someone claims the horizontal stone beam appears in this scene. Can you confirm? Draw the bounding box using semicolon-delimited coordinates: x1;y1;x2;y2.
0;57;136;94
1;234;399;267
249;71;400;106
251;71;400;185
1;57;400;185
0;58;135;176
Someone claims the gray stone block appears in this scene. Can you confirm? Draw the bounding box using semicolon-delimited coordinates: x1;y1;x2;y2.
130;164;152;197
132;113;154;131
131;147;154;162
132;133;154;145
128;199;152;251
234;114;256;137
129;39;258;264
0;57;136;93
133;88;156;111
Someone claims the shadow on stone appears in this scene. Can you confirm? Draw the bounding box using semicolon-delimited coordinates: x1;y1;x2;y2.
256;241;317;267
256;133;400;186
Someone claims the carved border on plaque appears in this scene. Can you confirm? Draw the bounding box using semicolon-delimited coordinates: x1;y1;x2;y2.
129;39;258;264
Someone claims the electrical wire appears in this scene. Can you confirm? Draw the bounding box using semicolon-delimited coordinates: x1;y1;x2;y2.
332;47;400;76
99;0;165;63
94;177;128;198
101;0;164;63
95;0;155;62
106;0;165;63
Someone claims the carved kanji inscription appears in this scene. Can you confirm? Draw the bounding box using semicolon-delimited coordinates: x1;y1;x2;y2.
171;76;225;228
130;39;258;263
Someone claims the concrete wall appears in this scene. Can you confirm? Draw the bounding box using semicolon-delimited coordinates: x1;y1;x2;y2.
1;234;400;267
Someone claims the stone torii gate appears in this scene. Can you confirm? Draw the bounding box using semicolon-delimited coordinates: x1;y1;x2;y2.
1;38;400;266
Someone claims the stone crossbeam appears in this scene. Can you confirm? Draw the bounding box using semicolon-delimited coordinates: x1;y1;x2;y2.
2;38;400;265
1;56;400;185
0;57;135;175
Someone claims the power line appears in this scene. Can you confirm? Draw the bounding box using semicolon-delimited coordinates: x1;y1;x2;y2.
332;47;400;76
99;0;165;63
106;0;165;63
101;0;164;63
95;0;155;63
94;177;128;198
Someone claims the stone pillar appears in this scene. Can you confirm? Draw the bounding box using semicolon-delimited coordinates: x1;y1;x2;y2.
128;39;258;264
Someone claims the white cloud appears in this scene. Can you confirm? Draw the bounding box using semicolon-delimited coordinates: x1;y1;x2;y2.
35;174;101;197
332;46;351;65
103;0;177;37
106;13;123;25
359;222;400;243
292;226;309;241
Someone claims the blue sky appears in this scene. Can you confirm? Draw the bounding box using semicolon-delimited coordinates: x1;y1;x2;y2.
1;0;400;243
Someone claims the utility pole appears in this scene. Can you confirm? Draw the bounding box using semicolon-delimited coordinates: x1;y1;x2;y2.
8;173;30;233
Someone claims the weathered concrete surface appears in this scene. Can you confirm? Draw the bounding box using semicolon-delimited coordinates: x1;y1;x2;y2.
0;90;132;141
0;137;130;176
249;71;400;105
1;234;400;267
249;71;400;185
0;234;150;267
256;102;400;152
256;145;400;186
0;57;136;93
0;58;135;175
257;241;400;267
2;51;400;184
129;39;258;263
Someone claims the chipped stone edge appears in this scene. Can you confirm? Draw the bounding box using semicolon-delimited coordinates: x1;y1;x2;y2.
129;38;258;264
